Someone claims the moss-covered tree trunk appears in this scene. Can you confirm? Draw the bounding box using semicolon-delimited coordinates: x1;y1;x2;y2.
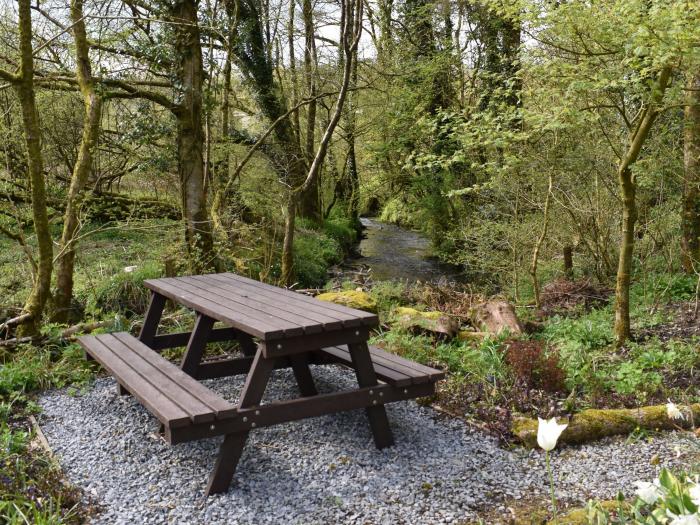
298;0;320;220
613;66;672;347
52;0;103;323
15;0;53;337
171;0;217;272
681;71;700;274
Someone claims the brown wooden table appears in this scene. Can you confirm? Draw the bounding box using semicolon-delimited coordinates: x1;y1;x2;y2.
80;272;443;496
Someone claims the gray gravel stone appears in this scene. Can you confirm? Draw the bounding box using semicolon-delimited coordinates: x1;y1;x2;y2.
38;365;698;524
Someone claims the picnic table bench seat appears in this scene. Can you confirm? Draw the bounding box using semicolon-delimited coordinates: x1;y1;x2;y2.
316;345;445;388
79;332;237;431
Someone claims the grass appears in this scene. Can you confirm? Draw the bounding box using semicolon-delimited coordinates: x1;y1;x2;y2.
0;337;95;524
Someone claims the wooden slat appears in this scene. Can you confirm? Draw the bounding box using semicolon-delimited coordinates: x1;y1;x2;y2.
195;274;346;331
100;333;216;423
205;273;363;327
144;278;284;339
369;346;446;381
78;335;191;428
319;345;445;385
320;346;413;387
185;275;328;334
218;273;378;325
111;333;237;419
171;278;306;336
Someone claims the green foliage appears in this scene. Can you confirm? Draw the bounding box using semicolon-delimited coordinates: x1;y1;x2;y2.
291;218;357;287
0;343;94;399
372;330;508;384
0;422;83;525
84;261;162;317
585;468;700;524
0;340;92;525
379;197;414;227
369;281;410;316
543;301;700;401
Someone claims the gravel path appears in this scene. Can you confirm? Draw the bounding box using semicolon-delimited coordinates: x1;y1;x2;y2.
38;366;699;524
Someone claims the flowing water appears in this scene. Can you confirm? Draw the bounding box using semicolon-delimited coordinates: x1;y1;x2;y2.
346;218;464;282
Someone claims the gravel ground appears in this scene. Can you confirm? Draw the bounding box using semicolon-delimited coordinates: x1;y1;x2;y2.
38;366;699;524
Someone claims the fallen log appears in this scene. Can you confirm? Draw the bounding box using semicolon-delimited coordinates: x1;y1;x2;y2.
61;320;109;339
513;403;700;448
393;307;460;339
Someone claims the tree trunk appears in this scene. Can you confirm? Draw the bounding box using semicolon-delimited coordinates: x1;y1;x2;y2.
681;71;700;274
15;0;53;337
613;66;672;347
52;0;103;323
530;174;553;309
171;0;217;272
298;0;320;220
281;197;296;286
344;51;360;222
563;245;573;279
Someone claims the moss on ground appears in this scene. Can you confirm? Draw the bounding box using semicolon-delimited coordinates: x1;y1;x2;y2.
316;290;378;313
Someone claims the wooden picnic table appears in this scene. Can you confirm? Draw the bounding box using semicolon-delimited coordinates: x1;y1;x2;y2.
79;272;444;496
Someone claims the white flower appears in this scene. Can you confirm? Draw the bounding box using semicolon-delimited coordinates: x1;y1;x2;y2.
537;417;568;452
689;483;700;507
668;512;700;525
124;265;138;273
634;480;662;505
667;401;685;421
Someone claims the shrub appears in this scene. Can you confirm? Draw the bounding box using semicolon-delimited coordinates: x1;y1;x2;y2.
84;261;162;316
505;340;566;393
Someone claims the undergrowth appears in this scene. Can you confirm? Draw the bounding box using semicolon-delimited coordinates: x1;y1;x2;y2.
0;335;95;524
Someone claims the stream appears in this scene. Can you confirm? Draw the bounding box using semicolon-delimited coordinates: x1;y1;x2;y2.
341;218;465;283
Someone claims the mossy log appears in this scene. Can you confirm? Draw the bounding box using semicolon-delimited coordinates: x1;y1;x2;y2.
513;404;700;448
393;307;459;339
315;290;378;313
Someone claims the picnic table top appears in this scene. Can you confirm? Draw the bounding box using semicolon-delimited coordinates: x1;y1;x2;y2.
143;273;379;341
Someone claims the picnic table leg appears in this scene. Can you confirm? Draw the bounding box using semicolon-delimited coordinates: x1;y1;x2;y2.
138;292;166;347
206;348;274;496
236;332;257;357
181;314;215;377
290;353;318;397
348;342;395;449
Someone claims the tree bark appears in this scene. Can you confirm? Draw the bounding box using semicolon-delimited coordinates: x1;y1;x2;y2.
52;0;103;323
171;0;217;272
15;0;53;337
298;0;320;220
530;174;553;309
681;71;700;274
613;66;672;347
563;245;573;279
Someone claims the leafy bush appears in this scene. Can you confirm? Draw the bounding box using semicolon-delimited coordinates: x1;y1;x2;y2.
84;261;162;317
